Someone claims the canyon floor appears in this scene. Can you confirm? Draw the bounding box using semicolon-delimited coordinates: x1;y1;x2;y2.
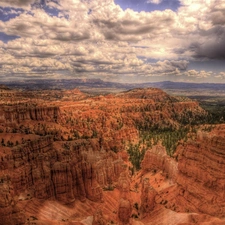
0;85;225;225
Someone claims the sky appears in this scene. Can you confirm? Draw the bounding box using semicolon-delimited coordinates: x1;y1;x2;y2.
0;0;225;83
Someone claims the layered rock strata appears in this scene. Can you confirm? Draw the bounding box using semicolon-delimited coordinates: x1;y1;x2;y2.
0;106;60;124
0;137;125;223
117;165;132;225
140;178;157;218
92;209;107;225
141;144;178;181
0;87;215;224
174;126;225;217
0;175;26;225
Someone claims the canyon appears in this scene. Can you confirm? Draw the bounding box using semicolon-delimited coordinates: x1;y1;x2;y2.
0;86;225;225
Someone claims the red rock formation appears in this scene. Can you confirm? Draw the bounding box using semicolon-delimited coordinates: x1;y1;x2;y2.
141;144;178;181
0;106;60;124
0;175;26;225
117;165;133;225
52;162;75;203
141;145;167;172
117;165;131;200
0;87;215;224
0;136;126;210
118;198;132;225
139;126;225;219
92;209;107;225
140;178;157;218
174;125;225;217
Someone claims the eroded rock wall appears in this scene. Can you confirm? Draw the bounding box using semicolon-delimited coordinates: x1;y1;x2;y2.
141;144;178;181
0;106;60;124
0;137;125;224
174;125;225;217
0;175;26;225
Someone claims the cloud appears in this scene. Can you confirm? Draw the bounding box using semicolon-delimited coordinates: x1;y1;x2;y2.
0;0;224;82
152;60;188;75
184;70;212;79
93;9;176;42
188;26;225;59
0;0;39;9
147;0;162;4
209;1;225;26
1;8;91;42
215;72;225;79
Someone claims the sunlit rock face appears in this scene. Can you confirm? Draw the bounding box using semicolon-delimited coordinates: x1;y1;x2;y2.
116;165;132;225
140;125;225;218
0;106;60;124
174;125;225;217
0;137;125;203
141;144;178;181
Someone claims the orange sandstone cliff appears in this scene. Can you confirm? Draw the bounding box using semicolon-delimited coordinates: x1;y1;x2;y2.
0;87;224;224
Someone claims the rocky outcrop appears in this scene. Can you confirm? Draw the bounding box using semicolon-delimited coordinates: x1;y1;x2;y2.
117;165;132;198
0;87;217;224
141;145;167;171
117;88;207;130
174;125;225;217
140;126;225;218
140;178;157;218
117;165;132;225
0;175;26;225
92;209;107;225
52;162;75;203
118;198;132;225
0;106;60;124
141;144;178;181
0;137;125;207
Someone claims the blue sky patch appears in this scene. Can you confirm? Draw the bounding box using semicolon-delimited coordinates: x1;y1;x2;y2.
114;0;181;12
0;32;20;43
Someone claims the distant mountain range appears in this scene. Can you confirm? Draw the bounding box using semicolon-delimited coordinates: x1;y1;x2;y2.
1;79;225;91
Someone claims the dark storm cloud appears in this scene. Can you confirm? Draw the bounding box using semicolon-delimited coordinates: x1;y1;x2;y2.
210;8;225;25
189;26;225;59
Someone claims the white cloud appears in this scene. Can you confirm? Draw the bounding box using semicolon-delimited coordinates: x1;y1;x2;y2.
0;0;38;9
216;72;225;79
184;70;213;79
0;0;224;82
147;0;162;4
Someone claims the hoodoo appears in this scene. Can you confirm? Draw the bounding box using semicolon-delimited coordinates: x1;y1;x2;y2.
0;87;224;224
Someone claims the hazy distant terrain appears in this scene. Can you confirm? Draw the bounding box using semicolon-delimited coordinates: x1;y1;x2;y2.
2;79;225;92
2;79;225;121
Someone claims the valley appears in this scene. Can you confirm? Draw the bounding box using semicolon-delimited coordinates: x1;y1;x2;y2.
0;84;225;225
